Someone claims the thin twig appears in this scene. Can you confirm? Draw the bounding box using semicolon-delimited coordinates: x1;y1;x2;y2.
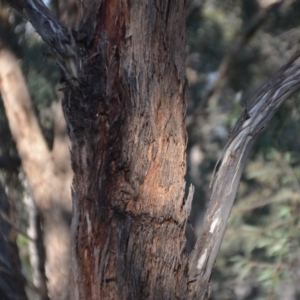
234;189;295;212
188;0;285;123
0;209;35;241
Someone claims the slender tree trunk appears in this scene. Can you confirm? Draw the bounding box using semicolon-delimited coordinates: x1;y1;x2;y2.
0;41;71;300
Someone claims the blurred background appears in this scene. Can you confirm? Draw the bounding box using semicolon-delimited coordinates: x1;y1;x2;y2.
1;0;300;299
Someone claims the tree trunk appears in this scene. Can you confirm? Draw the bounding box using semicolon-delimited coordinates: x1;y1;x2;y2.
67;1;191;299
4;0;192;298
0;41;71;300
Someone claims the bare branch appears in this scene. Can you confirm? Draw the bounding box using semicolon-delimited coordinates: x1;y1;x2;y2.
188;52;300;299
7;0;80;80
0;209;35;242
234;189;294;212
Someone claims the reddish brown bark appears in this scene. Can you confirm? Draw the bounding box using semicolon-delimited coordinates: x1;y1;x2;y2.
67;1;191;299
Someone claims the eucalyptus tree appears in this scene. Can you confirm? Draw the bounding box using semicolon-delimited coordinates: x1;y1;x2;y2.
5;0;300;299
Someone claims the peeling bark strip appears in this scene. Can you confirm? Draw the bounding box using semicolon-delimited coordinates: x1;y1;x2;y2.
188;53;300;299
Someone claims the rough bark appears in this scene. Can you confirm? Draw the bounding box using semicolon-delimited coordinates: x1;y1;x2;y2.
0;42;71;300
6;0;191;298
67;1;191;299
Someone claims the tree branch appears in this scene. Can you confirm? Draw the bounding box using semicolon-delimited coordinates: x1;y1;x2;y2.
0;209;35;242
7;0;80;80
188;52;300;299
